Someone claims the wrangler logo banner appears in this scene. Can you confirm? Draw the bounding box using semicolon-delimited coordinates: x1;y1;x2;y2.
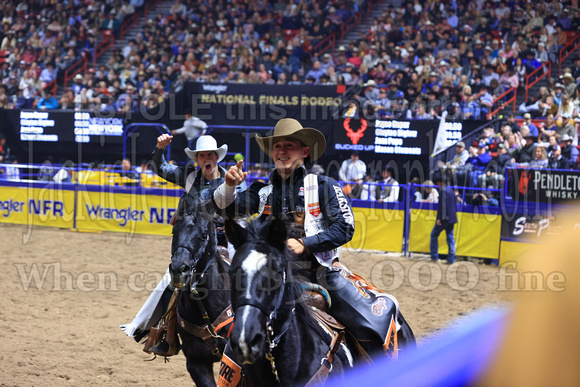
0;182;75;228
75;186;180;235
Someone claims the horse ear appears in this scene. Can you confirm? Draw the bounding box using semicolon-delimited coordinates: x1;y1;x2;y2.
225;219;247;249
199;199;215;218
266;217;287;251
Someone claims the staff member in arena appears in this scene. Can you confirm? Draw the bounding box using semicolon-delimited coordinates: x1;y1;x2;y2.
430;170;457;264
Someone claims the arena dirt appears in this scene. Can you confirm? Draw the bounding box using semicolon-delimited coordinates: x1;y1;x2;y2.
0;224;508;386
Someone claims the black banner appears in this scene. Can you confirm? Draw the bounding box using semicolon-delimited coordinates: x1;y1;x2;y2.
184;82;344;128
507;168;580;203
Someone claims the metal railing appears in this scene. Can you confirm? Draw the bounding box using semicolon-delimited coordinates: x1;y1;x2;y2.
559;32;580;75
487;87;517;119
312;33;336;58
144;0;161;17
94;31;115;65
119;12;140;43
341;12;361;43
525;60;551;102
63;56;88;88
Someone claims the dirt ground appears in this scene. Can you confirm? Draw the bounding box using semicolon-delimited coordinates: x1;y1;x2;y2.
0;224;508;386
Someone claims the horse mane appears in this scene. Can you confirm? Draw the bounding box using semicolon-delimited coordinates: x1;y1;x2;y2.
244;218;322;335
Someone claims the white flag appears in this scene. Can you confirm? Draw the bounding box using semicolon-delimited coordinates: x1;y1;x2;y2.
432;110;449;156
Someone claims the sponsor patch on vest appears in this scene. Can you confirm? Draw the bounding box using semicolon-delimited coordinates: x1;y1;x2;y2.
308;202;321;217
305;184;317;191
371;297;388;316
263;205;272;215
299;186;304;196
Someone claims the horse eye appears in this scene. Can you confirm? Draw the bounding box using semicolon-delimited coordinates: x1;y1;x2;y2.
201;233;208;240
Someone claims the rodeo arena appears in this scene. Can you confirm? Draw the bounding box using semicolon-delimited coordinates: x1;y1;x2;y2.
2;0;580;386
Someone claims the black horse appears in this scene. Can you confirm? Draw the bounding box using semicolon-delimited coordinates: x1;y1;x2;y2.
169;195;232;387
225;217;356;386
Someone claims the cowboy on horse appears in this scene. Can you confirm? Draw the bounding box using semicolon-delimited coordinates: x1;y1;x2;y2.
214;118;414;369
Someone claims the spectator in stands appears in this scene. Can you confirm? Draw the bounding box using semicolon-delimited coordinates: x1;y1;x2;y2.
572;57;580;80
548;144;569;169
467;143;492;187
557;93;576;119
119;158;139;181
171;110;208;150
560;134;579;169
339;151;366;199
515;133;538;163
37;92;59;110
376;166;399;203
539;114;558;142
505;114;521;133
450;141;469;168
506;134;521;159
419;180;439;203
522;113;539;137
556;114;577;144
480;143;512;189
529;146;549;169
476;84;494;119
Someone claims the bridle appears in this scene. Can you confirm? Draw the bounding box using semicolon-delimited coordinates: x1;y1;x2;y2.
234;267;295;383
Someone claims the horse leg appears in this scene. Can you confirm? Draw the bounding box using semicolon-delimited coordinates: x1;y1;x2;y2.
397;312;417;352
186;359;215;387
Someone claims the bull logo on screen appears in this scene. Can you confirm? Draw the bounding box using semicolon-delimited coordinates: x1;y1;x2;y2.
343;118;367;145
519;171;530;195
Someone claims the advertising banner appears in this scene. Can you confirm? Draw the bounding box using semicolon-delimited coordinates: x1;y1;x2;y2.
344;203;405;252
0;182;75;228
408;206;501;259
75;186;180;235
506;167;580;203
186;82;344;128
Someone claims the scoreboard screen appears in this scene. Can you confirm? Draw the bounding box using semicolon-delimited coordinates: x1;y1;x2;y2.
19;111;124;143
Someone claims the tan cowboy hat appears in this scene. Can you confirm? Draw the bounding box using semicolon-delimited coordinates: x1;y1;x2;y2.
255;118;326;161
184;135;228;162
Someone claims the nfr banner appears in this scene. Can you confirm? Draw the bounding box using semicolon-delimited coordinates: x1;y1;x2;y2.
506;168;580;203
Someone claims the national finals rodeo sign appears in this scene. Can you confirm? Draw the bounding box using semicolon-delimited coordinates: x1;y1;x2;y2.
183;82;344;127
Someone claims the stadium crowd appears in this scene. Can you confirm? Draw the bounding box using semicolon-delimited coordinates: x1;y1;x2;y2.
0;0;579;118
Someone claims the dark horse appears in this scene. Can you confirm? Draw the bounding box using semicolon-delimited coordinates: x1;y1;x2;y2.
225;217;356;386
169;195;232;387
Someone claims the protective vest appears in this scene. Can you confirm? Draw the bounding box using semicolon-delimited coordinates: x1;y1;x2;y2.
257;174;338;267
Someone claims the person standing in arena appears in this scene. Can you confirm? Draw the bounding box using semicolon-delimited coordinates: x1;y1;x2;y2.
170;109;208;150
430;171;457;264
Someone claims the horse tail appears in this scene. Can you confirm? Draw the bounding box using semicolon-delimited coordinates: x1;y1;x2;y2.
397;312;417;354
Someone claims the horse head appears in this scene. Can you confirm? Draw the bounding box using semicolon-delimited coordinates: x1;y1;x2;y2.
226;217;289;365
169;195;216;288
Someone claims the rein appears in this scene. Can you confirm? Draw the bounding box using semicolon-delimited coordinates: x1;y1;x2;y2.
176;244;233;359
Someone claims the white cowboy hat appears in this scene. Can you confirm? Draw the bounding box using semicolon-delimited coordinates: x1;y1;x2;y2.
255;118;326;161
184;135;228;162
